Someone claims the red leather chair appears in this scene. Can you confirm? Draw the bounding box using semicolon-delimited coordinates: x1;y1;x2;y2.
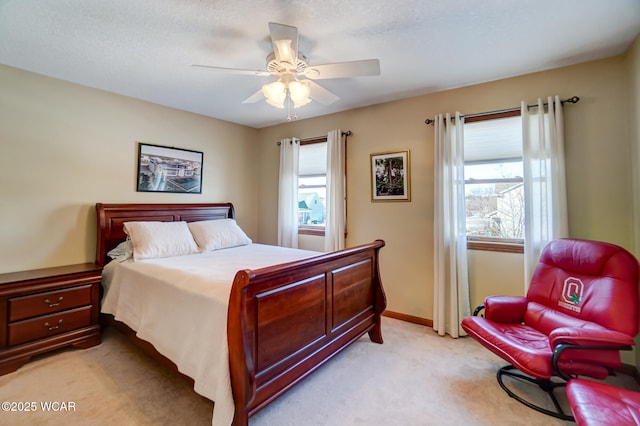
461;238;640;420
566;378;640;425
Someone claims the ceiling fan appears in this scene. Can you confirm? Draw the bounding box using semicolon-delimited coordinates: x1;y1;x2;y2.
192;22;380;117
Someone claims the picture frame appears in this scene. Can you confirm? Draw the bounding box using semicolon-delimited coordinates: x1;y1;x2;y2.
370;150;411;202
136;142;203;193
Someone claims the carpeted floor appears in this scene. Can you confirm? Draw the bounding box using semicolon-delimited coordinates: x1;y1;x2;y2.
1;317;638;425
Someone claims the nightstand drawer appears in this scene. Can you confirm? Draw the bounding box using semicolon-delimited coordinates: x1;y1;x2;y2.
8;306;92;347
8;285;92;322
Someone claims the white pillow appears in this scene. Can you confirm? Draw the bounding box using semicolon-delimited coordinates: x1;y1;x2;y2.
107;240;133;262
123;221;199;261
188;219;252;252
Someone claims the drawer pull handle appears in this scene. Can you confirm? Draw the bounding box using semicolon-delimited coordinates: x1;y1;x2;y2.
44;319;63;331
44;296;64;307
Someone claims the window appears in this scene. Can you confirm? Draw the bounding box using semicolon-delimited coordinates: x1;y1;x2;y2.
464;112;524;252
298;138;327;236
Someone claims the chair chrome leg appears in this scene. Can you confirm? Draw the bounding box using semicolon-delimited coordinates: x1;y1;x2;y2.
497;365;574;421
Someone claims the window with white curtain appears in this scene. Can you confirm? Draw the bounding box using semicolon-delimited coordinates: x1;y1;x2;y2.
298;138;327;235
464;113;524;252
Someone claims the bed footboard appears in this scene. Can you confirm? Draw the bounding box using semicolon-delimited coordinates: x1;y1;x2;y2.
227;240;386;425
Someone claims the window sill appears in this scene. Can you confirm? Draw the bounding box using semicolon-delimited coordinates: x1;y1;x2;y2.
298;227;325;237
467;240;524;253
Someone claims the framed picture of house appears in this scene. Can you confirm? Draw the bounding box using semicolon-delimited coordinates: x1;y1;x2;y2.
136;143;203;193
370;150;411;202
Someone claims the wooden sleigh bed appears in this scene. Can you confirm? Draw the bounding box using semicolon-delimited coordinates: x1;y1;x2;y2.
95;203;386;425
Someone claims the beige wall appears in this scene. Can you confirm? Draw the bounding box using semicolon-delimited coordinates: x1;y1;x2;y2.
625;35;640;366
628;35;640;258
0;65;259;274
257;55;635;321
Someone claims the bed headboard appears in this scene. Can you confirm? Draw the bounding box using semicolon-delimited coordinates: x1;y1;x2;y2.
95;203;235;267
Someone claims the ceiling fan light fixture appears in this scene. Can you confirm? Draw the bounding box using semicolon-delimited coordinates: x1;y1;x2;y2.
261;77;311;110
261;80;286;108
288;80;311;108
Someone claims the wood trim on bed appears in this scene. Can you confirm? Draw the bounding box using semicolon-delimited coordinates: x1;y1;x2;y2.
228;239;386;423
95;203;386;426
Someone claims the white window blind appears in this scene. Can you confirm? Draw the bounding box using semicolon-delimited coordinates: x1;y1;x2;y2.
464;116;522;163
298;142;327;176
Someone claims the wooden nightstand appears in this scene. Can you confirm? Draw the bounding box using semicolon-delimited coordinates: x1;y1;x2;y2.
0;263;102;375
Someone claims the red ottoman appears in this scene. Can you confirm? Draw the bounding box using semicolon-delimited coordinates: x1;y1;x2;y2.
566;379;640;425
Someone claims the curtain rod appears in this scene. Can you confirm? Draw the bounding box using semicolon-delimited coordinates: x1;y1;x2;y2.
277;130;352;145
302;130;352;141
424;96;580;125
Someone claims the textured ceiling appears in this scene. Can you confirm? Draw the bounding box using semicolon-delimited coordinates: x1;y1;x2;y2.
1;0;639;128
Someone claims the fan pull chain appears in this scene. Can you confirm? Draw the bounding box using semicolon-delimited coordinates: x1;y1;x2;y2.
285;90;298;121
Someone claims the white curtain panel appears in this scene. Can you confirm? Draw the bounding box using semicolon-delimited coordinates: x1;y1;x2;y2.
277;138;300;248
522;96;568;286
324;129;346;252
433;113;470;338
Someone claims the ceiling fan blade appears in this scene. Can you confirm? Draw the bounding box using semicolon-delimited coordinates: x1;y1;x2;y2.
268;22;298;65
241;89;265;104
192;64;270;76
308;80;339;105
305;59;380;80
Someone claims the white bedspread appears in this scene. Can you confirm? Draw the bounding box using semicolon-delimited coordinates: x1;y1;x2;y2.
101;243;319;425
